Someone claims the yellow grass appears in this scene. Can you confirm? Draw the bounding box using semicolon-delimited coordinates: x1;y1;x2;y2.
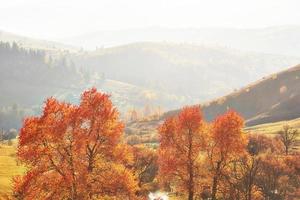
0;140;26;195
245;117;300;136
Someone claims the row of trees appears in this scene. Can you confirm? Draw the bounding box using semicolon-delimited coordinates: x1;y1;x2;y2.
158;106;299;200
0;41;99;87
10;89;299;199
0;128;17;142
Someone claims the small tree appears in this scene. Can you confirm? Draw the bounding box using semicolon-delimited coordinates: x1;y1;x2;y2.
278;125;299;155
130;109;138;122
132;145;158;195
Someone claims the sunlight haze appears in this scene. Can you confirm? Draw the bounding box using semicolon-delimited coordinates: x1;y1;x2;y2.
0;0;300;39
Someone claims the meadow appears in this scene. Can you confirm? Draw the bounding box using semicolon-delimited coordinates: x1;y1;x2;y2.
0;140;25;195
245;117;300;135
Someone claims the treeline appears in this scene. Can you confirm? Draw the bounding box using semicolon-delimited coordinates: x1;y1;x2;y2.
0;128;17;141
0;104;27;131
0;42;104;131
7;89;299;200
0;41;98;90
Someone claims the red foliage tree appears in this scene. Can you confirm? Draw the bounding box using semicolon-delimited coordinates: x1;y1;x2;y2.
13;88;138;200
158;106;207;200
207;110;247;200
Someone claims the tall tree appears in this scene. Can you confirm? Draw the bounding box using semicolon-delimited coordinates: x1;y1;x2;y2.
158;106;206;200
13;88;138;200
207;110;247;200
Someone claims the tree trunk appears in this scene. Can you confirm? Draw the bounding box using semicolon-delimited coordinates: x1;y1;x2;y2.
285;146;289;155
211;175;218;200
247;171;253;200
211;161;221;200
187;129;194;200
188;190;194;200
247;187;252;200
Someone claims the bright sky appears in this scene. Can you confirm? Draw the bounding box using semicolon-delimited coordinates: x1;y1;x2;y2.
0;0;299;39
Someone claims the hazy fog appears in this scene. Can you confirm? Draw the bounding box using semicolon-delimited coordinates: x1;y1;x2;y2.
1;0;300;131
0;0;300;40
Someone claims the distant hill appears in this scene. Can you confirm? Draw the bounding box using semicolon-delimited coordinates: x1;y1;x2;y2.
127;64;300;137
73;42;300;105
2;34;300;131
0;42;190;130
0;42;87;130
62;26;300;56
0;30;78;53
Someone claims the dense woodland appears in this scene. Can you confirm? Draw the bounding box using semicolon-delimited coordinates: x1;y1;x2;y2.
7;88;299;200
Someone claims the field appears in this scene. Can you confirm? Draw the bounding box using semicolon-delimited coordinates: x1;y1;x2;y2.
0;140;25;195
245;117;300;152
245;117;300;135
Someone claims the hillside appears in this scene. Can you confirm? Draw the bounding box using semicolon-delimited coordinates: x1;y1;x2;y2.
0;42;189;130
73;42;300;104
0;42;99;130
0;30;78;53
2;38;300;131
126;64;300;137
160;64;300;127
202;64;300;125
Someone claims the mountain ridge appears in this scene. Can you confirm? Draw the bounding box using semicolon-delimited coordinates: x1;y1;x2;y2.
60;26;300;56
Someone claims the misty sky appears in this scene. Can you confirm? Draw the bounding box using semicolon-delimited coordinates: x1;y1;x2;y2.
0;0;300;39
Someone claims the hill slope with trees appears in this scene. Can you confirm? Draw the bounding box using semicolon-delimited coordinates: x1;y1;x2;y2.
73;42;300;104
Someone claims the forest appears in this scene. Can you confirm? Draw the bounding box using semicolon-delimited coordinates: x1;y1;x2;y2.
3;88;298;200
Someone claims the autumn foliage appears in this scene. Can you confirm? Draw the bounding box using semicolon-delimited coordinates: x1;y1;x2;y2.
12;90;300;200
207;110;247;200
158;107;300;200
158;106;207;200
14;88;138;200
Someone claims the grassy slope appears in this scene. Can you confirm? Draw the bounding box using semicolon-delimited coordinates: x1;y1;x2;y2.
245;118;300;152
0;140;25;194
160;64;300;127
245;117;300;135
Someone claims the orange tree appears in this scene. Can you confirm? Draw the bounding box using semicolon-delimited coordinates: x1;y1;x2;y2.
206;110;247;200
158;106;207;200
13;88;138;200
